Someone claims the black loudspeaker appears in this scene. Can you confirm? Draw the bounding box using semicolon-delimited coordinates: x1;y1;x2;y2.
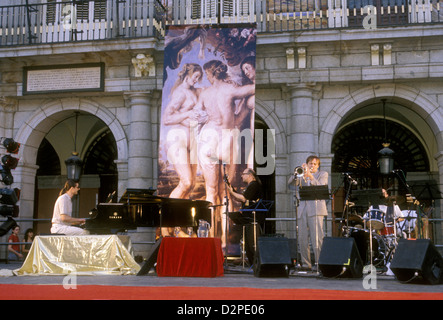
390;239;443;285
137;237;162;276
253;236;291;277
318;237;363;278
288;238;298;262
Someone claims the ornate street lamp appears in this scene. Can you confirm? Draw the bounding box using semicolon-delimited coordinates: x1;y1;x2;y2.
65;151;82;181
378;99;394;175
65;112;82;181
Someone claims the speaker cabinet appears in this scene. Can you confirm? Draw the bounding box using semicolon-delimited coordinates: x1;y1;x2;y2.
253;236;291;277
390;239;443;285
318;237;363;278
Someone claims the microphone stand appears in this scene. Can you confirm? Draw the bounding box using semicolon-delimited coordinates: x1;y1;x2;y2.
294;177;301;269
392;169;424;239
288;174;301;269
331;176;345;234
222;163;230;266
341;176;354;233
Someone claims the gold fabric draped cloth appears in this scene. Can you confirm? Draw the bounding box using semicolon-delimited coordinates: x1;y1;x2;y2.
15;235;141;275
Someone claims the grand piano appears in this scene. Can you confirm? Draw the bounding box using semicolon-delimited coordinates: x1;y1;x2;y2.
85;188;212;234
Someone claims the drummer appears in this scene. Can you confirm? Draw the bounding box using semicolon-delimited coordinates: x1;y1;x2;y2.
366;189;404;235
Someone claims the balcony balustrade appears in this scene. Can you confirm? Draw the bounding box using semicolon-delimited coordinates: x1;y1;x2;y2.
0;0;441;46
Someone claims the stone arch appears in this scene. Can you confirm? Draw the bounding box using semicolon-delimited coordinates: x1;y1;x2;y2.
255;97;287;157
16;98;128;168
319;83;443;159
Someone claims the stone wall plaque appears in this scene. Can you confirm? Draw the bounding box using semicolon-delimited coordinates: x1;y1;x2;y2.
23;63;105;95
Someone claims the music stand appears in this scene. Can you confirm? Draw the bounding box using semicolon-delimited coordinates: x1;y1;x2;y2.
351;189;384;207
407;180;442;239
408;180;442;201
298;186;329;273
299;185;330;202
237;200;274;267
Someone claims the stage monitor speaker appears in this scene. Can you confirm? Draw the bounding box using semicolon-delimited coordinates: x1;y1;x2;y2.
137;237;162;276
318;237;363;278
288;238;298;262
390;239;443;285
253;236;291;277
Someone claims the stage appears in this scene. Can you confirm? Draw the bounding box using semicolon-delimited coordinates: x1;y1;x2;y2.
0;261;442;301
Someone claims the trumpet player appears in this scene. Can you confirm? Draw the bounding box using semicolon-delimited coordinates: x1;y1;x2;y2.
288;155;328;272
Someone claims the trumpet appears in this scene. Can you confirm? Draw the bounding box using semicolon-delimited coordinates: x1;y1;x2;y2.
294;164;311;182
294;166;305;178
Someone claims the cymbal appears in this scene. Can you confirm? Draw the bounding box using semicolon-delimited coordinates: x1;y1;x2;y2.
347;214;363;224
387;195;405;205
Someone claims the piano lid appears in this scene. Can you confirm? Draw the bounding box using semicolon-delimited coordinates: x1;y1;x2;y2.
119;188;161;204
119;188;211;206
118;188;212;227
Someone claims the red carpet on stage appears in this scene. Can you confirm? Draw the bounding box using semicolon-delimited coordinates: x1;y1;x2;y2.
1;284;442;300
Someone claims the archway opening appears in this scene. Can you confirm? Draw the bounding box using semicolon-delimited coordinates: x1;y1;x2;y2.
34;112;118;234
329;101;437;238
332;118;430;186
255;114;276;234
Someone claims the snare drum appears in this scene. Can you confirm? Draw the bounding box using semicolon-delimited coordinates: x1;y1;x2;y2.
364;209;385;230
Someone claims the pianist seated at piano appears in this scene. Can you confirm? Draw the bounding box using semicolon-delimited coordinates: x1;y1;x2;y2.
51;180;89;236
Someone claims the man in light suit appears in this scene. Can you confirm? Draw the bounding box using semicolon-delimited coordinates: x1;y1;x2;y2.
288;155;329;271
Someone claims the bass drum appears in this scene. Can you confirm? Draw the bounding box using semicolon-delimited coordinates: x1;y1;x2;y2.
350;228;386;267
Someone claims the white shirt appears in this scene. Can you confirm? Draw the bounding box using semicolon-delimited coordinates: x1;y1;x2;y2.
52;193;72;225
367;204;403;224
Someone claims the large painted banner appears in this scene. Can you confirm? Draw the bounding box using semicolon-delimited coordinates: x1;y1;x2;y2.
158;24;256;247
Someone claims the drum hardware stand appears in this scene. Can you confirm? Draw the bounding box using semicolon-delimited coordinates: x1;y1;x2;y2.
352;189;384;267
337;175;353;233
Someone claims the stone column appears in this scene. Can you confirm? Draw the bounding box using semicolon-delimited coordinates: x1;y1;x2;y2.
125;91;154;189
287;83;316;170
114;159;128;199
12;163;39;233
434;151;443;244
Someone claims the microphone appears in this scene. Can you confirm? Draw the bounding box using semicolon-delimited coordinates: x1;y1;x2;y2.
342;172;358;185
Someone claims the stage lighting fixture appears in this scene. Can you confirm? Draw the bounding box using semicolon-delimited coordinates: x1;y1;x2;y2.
1;155;18;170
0;165;13;185
1;138;20;154
0;217;17;237
0;188;18;204
0;188;19;217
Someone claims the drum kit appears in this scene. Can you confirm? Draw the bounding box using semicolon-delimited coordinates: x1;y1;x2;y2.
342;195;418;271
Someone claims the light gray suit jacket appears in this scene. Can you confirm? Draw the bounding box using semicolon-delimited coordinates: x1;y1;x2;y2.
288;170;329;218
